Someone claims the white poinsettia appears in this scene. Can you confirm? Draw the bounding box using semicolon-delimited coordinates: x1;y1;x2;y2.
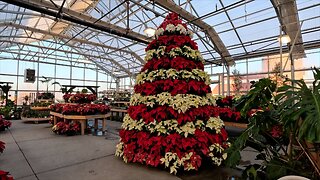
160;152;195;174
122;115;226;137
176;24;187;35
144;45;204;63
206;117;225;134
166;24;176;32
208;143;227;166
136;69;210;85
155;28;164;38
115;141;124;157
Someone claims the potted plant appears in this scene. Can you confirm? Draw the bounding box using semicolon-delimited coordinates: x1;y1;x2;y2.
225;69;320;179
276;67;320;174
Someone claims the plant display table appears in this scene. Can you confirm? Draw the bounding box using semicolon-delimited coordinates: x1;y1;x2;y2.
22;106;51;123
50;112;110;135
110;108;128;121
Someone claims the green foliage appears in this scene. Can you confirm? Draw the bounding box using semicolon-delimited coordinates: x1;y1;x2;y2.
81;89;88;93
226;70;320;179
21;107;50;118
0;106;13;119
276;67;320;143
235;78;276;117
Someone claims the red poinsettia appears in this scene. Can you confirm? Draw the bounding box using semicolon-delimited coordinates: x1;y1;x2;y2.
134;79;210;96
63;94;97;103
0;115;11;131
141;56;204;72
50;103;110;115
0;170;13;180
146;35;197;51
270;125;283;138
52;121;80;135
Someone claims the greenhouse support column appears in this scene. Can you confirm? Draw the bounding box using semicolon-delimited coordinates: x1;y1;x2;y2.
96;68;98;87
226;65;230;96
279;25;283;76
218;75;220;95
83;64;86;86
222;68;225;96
246;58;249;84
16;53;20;106
70;61;72;85
290;53;295;87
54;58;57;96
36;57;40;99
116;78;120;92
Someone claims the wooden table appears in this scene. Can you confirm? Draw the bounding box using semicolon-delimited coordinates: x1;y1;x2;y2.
224;122;248;129
110;108;128;121
50;112;111;135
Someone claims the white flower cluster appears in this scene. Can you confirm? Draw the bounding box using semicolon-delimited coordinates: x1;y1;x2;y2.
155;24;194;39
144;45;204;63
122;115;225;136
208;143;228;166
136;68;210;85
115;141;124;157
160;152;195;174
130;92;216;113
206;117;225;133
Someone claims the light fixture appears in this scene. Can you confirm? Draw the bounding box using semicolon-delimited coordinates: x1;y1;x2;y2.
144;27;156;37
278;34;291;44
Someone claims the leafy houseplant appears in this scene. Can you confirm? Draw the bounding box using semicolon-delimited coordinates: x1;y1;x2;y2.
276;67;320;173
226;71;320;179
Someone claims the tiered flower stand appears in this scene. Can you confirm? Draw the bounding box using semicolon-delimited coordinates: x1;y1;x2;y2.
50;112;111;135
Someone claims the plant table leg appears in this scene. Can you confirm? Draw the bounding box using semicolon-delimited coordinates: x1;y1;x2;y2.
102;118;106;132
79;120;85;135
53;116;57;125
94;119;98;131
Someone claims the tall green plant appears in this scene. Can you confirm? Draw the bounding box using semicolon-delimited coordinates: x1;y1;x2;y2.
276;67;320;143
225;73;320;179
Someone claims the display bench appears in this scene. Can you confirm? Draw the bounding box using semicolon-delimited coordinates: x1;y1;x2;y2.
50;112;110;135
22;106;51;123
110;108;127;121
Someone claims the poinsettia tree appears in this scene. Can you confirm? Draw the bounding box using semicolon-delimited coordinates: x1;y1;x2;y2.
116;13;229;174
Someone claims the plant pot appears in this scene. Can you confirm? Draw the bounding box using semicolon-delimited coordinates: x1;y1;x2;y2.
0;126;5;131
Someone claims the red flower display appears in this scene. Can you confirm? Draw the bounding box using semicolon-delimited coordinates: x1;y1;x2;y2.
134;79;210;96
50;103;110;115
116;13;229;174
214;96;247;123
141;56;204;72
63;94;97;103
52;121;80;135
0;170;13;180
0;115;11;131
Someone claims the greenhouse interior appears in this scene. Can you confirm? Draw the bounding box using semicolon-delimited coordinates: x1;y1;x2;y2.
0;0;319;179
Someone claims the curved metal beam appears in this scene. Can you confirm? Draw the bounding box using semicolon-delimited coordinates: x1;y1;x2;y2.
0;0;152;44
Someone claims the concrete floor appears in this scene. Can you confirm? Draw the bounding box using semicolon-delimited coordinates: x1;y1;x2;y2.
0;120;254;180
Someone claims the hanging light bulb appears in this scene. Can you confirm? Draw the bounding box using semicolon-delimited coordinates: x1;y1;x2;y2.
278;34;291;44
144;27;156;37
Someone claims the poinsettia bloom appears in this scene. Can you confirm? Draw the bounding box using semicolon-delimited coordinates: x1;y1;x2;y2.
270;125;283;138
